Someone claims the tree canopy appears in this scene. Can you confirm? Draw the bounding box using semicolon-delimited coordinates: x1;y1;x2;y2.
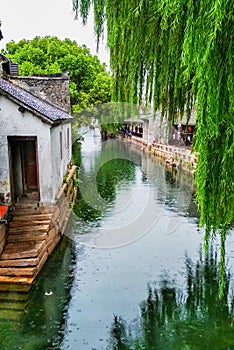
73;0;234;238
2;36;112;113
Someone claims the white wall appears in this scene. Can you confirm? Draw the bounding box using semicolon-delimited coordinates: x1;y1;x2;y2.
0;95;71;204
50;122;72;200
142;111;169;145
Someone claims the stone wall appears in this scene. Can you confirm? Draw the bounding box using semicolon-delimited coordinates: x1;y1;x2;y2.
9;74;71;113
151;143;197;173
0;223;7;256
40;165;77;259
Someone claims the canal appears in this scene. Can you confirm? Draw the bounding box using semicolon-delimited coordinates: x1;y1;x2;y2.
0;128;234;350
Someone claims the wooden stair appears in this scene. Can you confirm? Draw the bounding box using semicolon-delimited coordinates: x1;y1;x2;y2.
0;201;55;285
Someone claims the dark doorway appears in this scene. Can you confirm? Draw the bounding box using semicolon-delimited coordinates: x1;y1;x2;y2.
8;137;40;204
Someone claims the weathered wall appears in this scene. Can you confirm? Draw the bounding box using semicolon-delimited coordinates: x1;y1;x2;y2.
50;122;72;203
0;95;51;202
142;111;168;145
9;74;71;113
0;95;71;204
0;223;7;256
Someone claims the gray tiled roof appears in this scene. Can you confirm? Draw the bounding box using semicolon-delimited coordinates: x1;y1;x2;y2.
0;77;72;124
0;53;10;62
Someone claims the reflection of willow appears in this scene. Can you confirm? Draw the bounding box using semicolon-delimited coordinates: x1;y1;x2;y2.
108;248;234;350
73;158;136;221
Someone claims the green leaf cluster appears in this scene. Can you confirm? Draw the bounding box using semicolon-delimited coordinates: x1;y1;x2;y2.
73;0;234;237
2;36;112;113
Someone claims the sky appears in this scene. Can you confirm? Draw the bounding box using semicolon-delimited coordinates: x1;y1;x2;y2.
0;0;109;66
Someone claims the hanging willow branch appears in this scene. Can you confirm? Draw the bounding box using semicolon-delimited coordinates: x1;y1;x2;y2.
73;0;234;237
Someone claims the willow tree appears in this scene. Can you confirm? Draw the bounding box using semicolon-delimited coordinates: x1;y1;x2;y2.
73;0;234;239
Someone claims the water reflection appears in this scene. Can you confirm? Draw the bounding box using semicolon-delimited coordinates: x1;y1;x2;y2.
72;133;200;249
73;132;198;223
73;157;136;222
0;235;76;350
108;247;234;350
59;131;234;349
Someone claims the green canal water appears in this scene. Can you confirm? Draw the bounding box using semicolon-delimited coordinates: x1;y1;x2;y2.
0;129;234;350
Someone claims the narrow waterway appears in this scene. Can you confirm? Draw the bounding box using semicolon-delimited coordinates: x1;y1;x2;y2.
0;129;234;350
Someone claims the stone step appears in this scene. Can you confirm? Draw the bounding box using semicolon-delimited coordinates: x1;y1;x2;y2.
14;204;39;210
0;308;25;321
13;208;46;216
0;275;33;285
12;213;52;221
7;232;47;243
7;232;48;243
0;196;66;285
17;202;46;207
0;291;28;302
0;257;39;268
0;299;26;311
9;219;51;228
0;266;37;277
0;241;46;260
9;224;49;234
0;283;31;292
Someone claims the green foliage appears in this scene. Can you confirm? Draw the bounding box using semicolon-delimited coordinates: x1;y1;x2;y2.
2;36;112;113
73;0;234;237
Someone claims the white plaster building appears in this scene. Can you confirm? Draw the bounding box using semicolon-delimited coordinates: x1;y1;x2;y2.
0;55;73;206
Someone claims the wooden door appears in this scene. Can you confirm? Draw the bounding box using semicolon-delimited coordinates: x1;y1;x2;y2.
23;141;38;191
8;137;40;204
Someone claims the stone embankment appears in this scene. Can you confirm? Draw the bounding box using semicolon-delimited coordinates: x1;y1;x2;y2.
124;134;197;173
0;165;77;285
151;143;197;172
